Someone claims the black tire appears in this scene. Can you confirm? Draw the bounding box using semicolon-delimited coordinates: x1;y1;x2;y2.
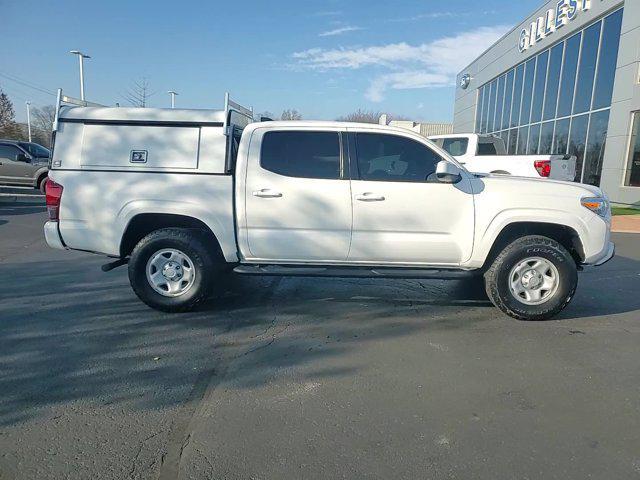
128;228;220;312
38;175;48;194
484;235;577;321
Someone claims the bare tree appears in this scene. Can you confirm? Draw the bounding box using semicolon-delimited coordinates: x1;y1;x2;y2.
280;109;302;121
336;109;381;124
24;105;56;147
0;89;21;139
32;105;56;133
123;77;154;107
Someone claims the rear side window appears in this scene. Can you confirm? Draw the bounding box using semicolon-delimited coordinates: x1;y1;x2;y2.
441;138;469;156
477;140;498;156
261;131;340;179
355;133;441;182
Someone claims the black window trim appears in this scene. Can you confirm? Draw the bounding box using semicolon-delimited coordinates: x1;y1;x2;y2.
348;131;446;184
259;129;345;181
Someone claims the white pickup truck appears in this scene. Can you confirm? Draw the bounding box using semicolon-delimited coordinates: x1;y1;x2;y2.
429;133;577;181
44;93;614;321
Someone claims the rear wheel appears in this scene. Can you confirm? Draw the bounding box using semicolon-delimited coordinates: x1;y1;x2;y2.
484;235;577;320
128;228;220;312
37;175;48;194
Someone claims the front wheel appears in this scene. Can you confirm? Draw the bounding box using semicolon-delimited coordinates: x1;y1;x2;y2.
484;235;578;321
128;228;219;312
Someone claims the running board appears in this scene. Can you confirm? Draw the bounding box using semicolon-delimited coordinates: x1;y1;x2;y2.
233;264;477;280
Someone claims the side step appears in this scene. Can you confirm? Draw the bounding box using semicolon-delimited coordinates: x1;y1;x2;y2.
233;264;477;280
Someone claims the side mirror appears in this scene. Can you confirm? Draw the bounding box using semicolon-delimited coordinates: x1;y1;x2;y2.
16;153;30;163
436;160;462;184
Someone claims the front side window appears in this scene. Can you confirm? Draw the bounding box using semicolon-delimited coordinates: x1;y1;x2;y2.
20;143;50;158
441;138;469;157
260;131;341;179
355;133;441;182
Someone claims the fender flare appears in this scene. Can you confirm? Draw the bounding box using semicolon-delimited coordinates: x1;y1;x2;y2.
470;208;589;266
116;200;239;262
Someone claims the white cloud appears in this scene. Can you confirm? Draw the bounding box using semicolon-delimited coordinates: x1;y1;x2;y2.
391;10;498;22
318;26;363;37
392;11;459;22
292;25;510;101
365;71;451;102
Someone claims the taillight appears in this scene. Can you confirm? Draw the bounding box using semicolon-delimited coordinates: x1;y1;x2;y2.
45;179;63;221
534;160;551;177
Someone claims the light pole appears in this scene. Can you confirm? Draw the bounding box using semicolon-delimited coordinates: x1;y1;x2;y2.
69;50;91;101
168;90;178;108
25;101;32;142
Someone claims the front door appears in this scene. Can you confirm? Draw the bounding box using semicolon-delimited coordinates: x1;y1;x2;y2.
347;130;475;266
0;145;33;185
243;128;352;262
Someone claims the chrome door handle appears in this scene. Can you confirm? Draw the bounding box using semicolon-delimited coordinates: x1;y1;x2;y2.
355;192;385;202
252;189;283;198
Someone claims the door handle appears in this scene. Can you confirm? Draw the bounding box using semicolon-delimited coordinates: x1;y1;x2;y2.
252;188;283;198
355;192;385;202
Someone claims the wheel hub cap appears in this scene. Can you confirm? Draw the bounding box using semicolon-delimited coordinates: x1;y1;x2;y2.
508;257;560;306
521;269;543;289
162;261;182;280
146;249;196;297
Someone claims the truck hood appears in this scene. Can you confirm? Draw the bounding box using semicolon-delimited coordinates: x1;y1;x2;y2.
476;174;605;200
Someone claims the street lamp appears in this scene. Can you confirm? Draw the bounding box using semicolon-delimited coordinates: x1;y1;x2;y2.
168;90;178;108
69;50;91;101
25;101;32;142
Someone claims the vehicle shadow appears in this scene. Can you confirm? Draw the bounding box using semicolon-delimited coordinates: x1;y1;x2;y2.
0;248;637;427
0;203;46;217
0;253;495;427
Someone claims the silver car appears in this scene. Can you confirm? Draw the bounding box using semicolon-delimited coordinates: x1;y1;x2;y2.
0;140;50;192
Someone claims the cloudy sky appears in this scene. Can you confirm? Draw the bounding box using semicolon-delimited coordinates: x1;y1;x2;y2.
1;0;540;122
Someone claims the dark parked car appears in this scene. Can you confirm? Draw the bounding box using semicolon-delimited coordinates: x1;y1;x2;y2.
0;140;50;192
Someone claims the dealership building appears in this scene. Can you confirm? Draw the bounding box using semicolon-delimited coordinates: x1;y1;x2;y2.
453;0;640;205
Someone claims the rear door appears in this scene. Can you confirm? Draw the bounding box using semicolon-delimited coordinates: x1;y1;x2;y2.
0;144;33;184
243;128;352;262
347;130;475;266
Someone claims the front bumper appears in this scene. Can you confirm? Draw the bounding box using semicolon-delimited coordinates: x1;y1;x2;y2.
591;241;615;266
44;221;66;250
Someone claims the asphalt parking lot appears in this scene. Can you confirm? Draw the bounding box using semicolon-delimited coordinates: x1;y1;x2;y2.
1;197;639;480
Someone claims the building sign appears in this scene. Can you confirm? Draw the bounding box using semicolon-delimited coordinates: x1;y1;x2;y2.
519;0;592;52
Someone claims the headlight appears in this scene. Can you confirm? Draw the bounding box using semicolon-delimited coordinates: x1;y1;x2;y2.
581;196;610;218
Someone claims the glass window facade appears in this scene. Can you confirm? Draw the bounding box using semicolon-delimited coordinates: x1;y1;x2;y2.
625;112;640;187
475;8;624;186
